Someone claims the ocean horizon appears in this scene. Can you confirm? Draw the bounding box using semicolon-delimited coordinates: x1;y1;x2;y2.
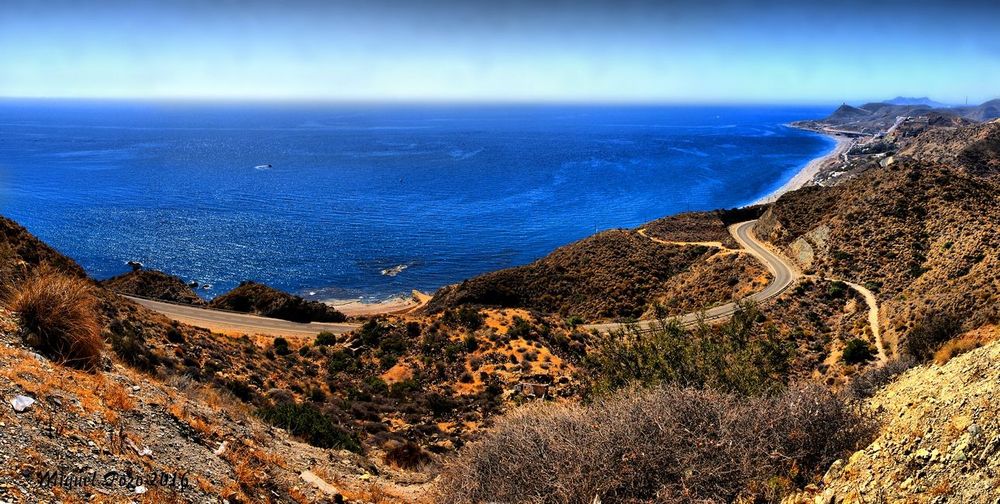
0;101;834;301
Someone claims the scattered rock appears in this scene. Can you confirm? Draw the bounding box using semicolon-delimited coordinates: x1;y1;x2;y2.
10;395;34;413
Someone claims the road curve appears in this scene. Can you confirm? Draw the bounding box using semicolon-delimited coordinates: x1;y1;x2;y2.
583;220;799;332
124;220;798;338
124;295;360;337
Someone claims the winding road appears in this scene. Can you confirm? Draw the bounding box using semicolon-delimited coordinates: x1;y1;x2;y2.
583;220;799;332
126;219;885;361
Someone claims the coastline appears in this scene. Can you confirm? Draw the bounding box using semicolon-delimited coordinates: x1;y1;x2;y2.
325;289;432;316
753;130;853;205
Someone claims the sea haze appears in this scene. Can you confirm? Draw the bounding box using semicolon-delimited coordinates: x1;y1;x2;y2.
0;101;833;301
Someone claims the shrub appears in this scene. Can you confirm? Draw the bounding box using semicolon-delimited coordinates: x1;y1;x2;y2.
385;441;431;470
272;337;291;356
438;383;872;503
165;323;185;343
462;333;479;352
845;356;915;400
565;315;584;329
507;317;533;339
314;331;336;346
105;319;160;371
327;348;358;375
585;302;791;396
390;378;421;399
905;313;962;360
826;280;848;299
258;402;360;452
6;270;103;370
308;387;327;403
842;338;875;365
357;319;390;347
444;306;485;331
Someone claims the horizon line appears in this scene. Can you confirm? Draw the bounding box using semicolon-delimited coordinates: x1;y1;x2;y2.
1;95;983;108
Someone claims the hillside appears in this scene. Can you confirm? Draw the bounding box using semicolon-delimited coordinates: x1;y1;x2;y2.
756;158;999;358
102;269;206;306
426;224;769;321
209;281;346;323
898;119;1000;175
0;216;86;280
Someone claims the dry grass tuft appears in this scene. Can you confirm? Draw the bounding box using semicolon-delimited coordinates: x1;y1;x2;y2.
5;269;103;370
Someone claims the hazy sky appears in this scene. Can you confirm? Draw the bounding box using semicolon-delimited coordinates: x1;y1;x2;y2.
1;0;998;103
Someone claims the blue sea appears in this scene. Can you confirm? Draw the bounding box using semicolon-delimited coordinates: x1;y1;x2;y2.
0;101;833;301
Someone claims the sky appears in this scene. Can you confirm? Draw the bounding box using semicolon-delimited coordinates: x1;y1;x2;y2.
1;0;998;103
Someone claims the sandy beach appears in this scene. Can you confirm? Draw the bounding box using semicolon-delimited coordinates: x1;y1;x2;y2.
754;132;853;204
325;289;432;316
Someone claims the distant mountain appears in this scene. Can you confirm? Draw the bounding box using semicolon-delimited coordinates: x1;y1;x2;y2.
883;96;948;107
793;98;999;135
826;103;871;122
954;98;1000;122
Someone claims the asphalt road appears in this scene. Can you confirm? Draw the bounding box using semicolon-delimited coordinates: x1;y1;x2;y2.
583;220;799;332
125;220;797;338
124;295;360;337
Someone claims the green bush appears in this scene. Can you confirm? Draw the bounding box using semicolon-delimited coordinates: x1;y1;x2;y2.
585;302;792;397
258;402;361;452
327;348;358;375
314;331;336;346
273;337;291;356
905;313;962;360
357;319;390;347
842;338;875;364
565;315;585;329
826;281;848;299
444;306;485;331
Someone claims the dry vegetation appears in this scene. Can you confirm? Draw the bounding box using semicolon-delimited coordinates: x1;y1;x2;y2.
427;229;715;321
5;269;103;370
647;251;769;317
439;383;872;503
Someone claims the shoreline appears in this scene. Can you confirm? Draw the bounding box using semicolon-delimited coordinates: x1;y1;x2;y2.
324;289;432;316
753;129;853;205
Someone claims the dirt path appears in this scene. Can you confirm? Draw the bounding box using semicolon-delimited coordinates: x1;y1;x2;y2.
636;228;732;250
841;280;887;363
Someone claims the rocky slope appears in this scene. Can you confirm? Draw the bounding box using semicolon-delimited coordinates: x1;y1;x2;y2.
0;216;86;280
0;308;421;503
788;326;1000;504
